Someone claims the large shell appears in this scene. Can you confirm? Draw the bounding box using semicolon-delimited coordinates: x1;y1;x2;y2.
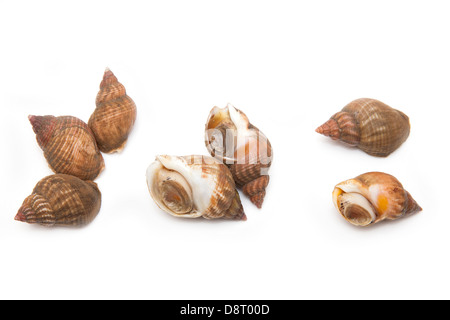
332;172;422;227
29;115;105;180
316;98;411;157
205;104;272;208
88;68;137;153
146;155;246;220
15;174;102;227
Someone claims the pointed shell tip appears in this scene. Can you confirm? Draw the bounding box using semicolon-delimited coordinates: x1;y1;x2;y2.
14;210;26;222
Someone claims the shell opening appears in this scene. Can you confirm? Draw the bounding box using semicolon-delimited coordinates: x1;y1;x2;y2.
146;159;203;218
156;168;194;216
336;191;376;227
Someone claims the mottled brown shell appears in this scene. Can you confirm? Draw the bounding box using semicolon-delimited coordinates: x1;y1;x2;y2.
15;174;102;227
332;172;422;227
146;155;246;220
88;68;137;153
29;115;105;180
205;104;272;208
316;98;411;157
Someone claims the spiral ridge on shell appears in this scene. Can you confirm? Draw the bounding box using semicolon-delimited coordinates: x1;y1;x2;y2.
316;98;410;157
88;68;137;153
15;174;102;227
29;115;105;181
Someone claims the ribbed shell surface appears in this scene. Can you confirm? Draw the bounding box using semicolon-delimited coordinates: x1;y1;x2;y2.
30;115;105;180
16;174;101;227
88;69;137;153
342;98;410;157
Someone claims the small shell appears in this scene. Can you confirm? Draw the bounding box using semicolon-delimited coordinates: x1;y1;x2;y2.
15;174;102;227
29;115;105;180
88;68;137;153
146;155;246;220
332;172;422;227
205;104;273;208
316;98;411;157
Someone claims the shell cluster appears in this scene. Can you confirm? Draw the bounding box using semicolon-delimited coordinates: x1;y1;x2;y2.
17;68;136;227
16;66;423;229
146;103;273;221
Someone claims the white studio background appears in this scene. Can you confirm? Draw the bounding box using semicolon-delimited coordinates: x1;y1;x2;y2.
1;0;449;300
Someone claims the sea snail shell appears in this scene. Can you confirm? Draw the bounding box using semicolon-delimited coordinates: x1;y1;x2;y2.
29;115;105;181
205;104;273;208
146;155;246;220
15;174;101;227
332;172;422;227
88;68;137;153
316;98;411;157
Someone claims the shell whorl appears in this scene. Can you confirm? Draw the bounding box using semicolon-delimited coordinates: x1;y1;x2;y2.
316;98;411;157
205;104;272;208
15;174;102;227
146;155;246;220
88;68;137;153
315;111;360;146
332;172;422;227
29;115;105;181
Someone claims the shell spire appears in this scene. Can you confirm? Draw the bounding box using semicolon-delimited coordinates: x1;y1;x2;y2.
28;115;57;147
315;118;340;139
99;67;118;88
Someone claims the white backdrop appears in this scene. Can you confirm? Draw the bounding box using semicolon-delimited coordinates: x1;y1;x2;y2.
1;0;449;299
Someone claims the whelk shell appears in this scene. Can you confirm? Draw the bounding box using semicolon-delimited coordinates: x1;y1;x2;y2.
146;155;246;220
15;174;102;227
88;68;137;153
316;98;410;157
332;172;422;227
29;115;105;181
205;103;273;208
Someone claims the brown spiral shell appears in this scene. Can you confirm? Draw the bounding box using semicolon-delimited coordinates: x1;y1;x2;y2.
15;174;102;227
316;98;411;157
205;104;272;208
29;115;105;180
332;172;422;227
88;68;137;153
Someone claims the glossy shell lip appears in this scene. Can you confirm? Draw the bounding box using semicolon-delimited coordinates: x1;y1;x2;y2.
146;156;204;219
332;186;376;227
